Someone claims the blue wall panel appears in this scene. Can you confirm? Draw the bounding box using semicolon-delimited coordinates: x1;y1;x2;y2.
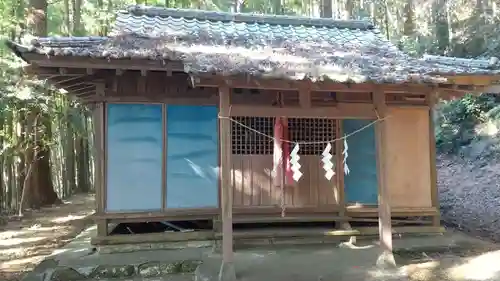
106;103;163;212
343;119;378;204
166;105;219;208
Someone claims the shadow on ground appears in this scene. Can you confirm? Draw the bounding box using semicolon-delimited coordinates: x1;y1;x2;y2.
0;194;95;281
17;226;500;281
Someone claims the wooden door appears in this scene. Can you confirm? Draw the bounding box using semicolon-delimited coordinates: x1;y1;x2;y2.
230;116;339;210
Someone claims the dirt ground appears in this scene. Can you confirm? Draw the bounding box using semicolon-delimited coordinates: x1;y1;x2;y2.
0;193;95;281
1;190;500;281
438;154;500;242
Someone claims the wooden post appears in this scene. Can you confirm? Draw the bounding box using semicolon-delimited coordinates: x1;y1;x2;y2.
218;85;236;281
162;104;167;211
428;92;440;227
336;120;354;243
298;87;311;108
95;83;108;237
335;120;344;210
373;90;395;268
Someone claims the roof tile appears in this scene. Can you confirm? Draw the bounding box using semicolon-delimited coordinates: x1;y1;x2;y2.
6;5;500;84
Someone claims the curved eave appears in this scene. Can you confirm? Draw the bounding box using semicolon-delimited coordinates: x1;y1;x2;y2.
5;40;32;63
4;42;104;100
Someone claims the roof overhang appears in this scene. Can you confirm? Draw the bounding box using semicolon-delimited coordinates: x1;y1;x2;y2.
20;55;500;100
10;42;500;102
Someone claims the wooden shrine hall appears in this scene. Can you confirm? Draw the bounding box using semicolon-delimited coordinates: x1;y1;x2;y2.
6;4;500;278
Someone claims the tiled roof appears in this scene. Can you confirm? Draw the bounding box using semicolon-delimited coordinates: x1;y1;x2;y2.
6;5;500;84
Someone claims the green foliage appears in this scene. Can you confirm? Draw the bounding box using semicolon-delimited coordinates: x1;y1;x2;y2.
435;94;500;154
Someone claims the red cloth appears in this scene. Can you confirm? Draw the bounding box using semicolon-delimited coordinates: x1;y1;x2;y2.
282;117;294;185
273;117;293;187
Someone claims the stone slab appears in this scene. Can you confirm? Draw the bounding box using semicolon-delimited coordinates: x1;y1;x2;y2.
22;227;500;281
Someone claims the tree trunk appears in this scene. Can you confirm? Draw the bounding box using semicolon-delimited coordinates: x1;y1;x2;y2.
344;0;354;19
403;0;415;36
76;111;89;193
273;0;282;14
71;0;85;36
23;0;61;212
433;0;450;54
233;0;244;12
65;115;76;196
102;0;113;36
19;111;38;214
28;0;47;36
97;0;104;35
19;111;60;213
0;111;4;212
10;0;24;41
320;0;333;18
6;112;14;211
63;0;71;35
37;115;59;205
383;0;390;40
16;110;26;212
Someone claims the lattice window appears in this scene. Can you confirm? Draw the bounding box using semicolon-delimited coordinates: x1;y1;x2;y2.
231;117;273;155
288;118;336;155
231;117;336;155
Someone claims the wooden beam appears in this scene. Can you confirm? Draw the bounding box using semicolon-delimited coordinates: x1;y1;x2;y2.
65;83;94;92
137;75;146;94
373;89;396;267
56;79;93;90
218;226;445;240
50;75;85;86
218;85;236;281
92;208;220;220
72;85;95;95
25;54;185;72
92;230;215;245
197;76;497;96
74;89;96;97
85;95;219;105
195;76;437;93
299;87;311;108
25;65;91;77
444;74;500;86
230;103;376;119
484;84;500;93
48;71;106;90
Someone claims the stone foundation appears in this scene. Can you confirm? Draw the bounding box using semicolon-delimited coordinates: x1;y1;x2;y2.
43;260;203;281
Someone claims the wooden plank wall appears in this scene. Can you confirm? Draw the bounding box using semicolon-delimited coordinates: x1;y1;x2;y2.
231;155;338;208
384;107;433;208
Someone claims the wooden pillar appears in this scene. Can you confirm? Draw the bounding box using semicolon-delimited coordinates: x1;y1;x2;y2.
428;92;441;227
336;120;354;243
94;83;107;237
218;85;236;281
335;120;345;212
374;90;395;268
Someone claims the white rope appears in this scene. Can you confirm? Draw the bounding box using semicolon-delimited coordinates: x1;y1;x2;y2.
219;108;389;218
218;110;390;145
